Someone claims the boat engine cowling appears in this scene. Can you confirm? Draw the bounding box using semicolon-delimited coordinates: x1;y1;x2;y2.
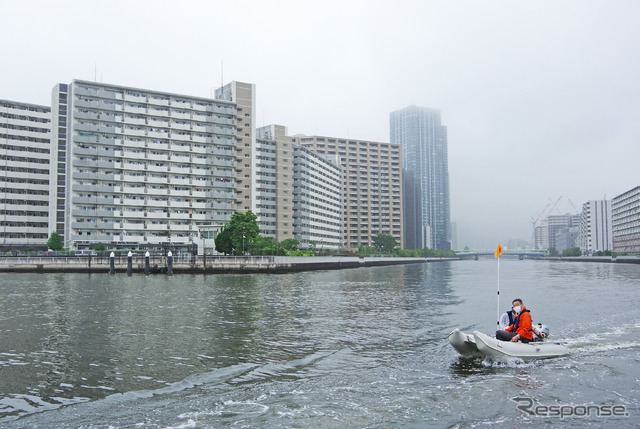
534;323;550;340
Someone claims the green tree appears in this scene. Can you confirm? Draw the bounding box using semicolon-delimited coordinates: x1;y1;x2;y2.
278;238;300;254
249;236;277;255
214;210;260;255
373;233;397;253
214;227;233;255
562;247;582;257
47;232;64;251
548;247;559;257
357;245;375;256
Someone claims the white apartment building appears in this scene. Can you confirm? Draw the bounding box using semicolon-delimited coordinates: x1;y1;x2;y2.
255;125;343;250
294;135;403;249
578;200;612;254
1;99;51;251
612;185;640;253
534;223;549;250
50;80;238;252
292;143;343;250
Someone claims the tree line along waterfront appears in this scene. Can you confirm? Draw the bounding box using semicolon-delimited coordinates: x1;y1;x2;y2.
12;210;456;261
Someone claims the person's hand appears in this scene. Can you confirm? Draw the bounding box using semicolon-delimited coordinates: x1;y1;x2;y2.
540;332;546;339
511;335;519;342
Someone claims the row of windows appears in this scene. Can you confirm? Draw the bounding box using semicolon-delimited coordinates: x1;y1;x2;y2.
0;165;49;175
0;199;48;206
0;187;49;196
77;85;234;111
0;133;49;144
0;122;50;134
0;103;49;116
0;143;49;155
0;209;48;217
0;233;49;239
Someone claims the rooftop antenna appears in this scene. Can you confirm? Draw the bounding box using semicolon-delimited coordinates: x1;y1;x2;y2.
94;63;97;82
221;60;224;88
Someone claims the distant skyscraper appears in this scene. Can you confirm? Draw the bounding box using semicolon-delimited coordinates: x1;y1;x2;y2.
402;169;422;250
390;106;450;250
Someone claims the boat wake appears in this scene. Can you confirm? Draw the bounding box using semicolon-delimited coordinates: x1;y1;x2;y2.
1;349;344;427
559;321;640;355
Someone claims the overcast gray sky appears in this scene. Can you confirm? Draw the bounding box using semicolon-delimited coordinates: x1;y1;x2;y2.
2;0;639;249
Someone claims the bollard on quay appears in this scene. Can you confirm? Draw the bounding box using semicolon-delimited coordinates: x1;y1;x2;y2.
127;251;133;277
109;252;115;275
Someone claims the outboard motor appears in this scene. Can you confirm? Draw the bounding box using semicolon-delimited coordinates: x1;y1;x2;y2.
533;323;550;341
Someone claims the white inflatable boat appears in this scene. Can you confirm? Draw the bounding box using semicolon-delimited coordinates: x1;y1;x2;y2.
448;328;481;357
448;328;570;360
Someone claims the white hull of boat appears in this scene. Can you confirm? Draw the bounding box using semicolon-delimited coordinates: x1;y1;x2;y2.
448;328;570;359
447;328;480;356
473;330;570;359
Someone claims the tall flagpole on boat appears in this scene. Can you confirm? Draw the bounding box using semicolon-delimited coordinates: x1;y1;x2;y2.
494;243;503;329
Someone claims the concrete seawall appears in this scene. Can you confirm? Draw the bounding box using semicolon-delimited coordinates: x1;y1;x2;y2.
539;256;640;264
0;256;459;274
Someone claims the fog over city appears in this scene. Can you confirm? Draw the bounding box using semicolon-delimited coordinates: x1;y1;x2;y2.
2;0;639;249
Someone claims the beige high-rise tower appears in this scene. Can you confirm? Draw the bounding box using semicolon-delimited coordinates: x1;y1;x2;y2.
215;82;255;212
256;125;343;250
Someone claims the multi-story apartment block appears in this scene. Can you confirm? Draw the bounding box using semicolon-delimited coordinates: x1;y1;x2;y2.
292;141;343;250
547;213;580;250
612;185;640;253
293;135;402;250
556;227;580;253
578;200;612;254
255;125;343;250
215;82;255;212
254;124;294;240
1;99;51;251
390;106;450;250
50;80;238;252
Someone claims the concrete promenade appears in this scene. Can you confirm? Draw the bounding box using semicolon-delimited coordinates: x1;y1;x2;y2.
0;255;460;274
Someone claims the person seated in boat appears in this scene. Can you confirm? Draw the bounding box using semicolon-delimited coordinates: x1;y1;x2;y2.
499;307;516;330
495;299;534;343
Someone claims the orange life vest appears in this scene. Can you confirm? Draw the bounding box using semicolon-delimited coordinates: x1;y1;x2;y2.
505;307;534;341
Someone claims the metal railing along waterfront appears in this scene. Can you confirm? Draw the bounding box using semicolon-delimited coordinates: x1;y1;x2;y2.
0;255;277;266
0;255;433;267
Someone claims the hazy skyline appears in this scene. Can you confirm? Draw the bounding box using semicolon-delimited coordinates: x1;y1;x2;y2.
2;0;639;249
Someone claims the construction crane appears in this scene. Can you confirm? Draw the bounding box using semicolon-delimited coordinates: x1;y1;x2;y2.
530;196;580;248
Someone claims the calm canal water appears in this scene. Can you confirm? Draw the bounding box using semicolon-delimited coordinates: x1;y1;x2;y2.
1;259;639;428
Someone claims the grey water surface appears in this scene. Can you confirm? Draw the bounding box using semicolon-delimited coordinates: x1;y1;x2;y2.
1;259;638;428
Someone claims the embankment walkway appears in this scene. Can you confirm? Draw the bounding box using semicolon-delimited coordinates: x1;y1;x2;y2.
0;255;459;274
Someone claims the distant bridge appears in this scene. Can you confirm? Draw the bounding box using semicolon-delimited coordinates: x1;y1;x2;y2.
455;249;548;259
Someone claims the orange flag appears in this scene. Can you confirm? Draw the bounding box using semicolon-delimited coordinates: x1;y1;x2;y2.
494;244;503;258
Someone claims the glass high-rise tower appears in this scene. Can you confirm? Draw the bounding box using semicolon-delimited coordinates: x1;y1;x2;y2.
390;106;451;250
